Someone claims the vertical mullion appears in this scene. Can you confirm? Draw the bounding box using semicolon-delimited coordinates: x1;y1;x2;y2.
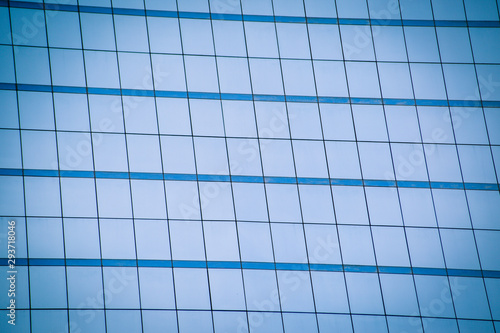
108;3;144;332
269;0;321;332
140;0;180;331
459;1;499;330
41;3;71;331
238;1;287;332
205;1;253;332
174;1;216;331
7;4;33;332
75;0;108;331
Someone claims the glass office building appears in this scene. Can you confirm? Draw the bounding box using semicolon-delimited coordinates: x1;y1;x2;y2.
1;0;500;332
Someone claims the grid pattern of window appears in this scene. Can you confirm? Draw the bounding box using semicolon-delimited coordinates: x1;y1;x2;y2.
1;0;500;332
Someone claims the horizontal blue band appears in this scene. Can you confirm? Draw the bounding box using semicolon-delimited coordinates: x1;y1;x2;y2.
95;171;129;179
464;183;499;190
207;261;241;269
434;20;467;27
221;93;253;101
65;259;102;266
306;17;338;24
468;21;500;27
0;83;16;90
275;263;310;271
145;9;177;18
155;90;188;98
3;169;497;191
138;260;172;268
344;265;378;273
397;180;430;188
0;168;23;176
483;271;500;278
310;264;343;272
372;19;402;26
210;13;242;21
402;19;432;26
173;260;206;268
364;179;397;187
1;259;499;278
23;169;58;177
130;172;164;180
318;97;350;104
449;100;482;107
8;1;43;9
81;5;112;14
87;87;121;95
431;181;464;189
29;259;65;266
2;2;499;28
351;97;382;105
242;262;275;270
416;99;449;107
482;101;500;107
275;15;306;23
383;98;415;106
243;14;275;22
330;178;364;186
179;11;210;19
286;95;317;103
412;267;447;276
197;174;231;182
59;170;94;178
3;84;500;108
102;259;136;267
163;173;197;181
265;176;297;184
447;268;483;277
231;175;264;183
121;89;155;97
17;84;51;92
112;7;145;16
189;91;220;100
378;266;412;274
52;86;87;94
298;177;331;185
338;18;371;25
254;94;286;102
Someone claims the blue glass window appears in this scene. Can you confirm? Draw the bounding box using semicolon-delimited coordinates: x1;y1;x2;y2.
308;25;342;60
54;93;90;132
127;134;162;172
139;267;175;309
277;23;310;59
332;186;369;225
46;10;81;48
266;184;302;222
212;20;246;57
338;225;375;265
60;177;97;217
232;183;268;221
114;15;149;52
84;51;120;88
99;219;136;259
135;220;171;260
174;268;211;309
131;180;167;219
80;13;116;50
14;46;51;85
10;8;47;46
147;17;182;53
96;179;132;218
63;218;101;259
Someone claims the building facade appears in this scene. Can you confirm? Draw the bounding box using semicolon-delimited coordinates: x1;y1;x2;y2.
1;0;500;332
